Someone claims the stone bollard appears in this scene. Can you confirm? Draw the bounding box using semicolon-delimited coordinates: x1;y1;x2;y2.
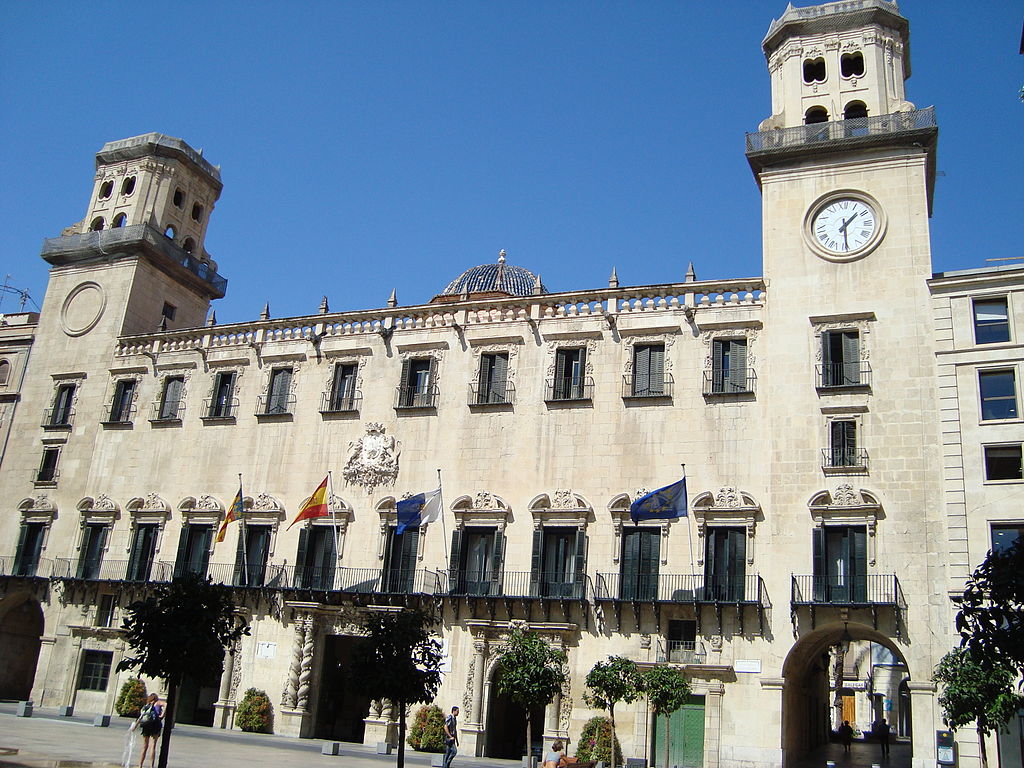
16;701;33;717
58;705;74;717
93;714;111;727
375;742;392;755
430;756;445;768
626;760;648;768
320;743;340;755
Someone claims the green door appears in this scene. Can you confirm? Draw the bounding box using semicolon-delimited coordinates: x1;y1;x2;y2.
652;695;705;767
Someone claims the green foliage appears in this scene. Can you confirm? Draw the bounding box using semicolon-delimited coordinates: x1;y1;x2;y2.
934;648;1023;736
351;609;443;768
957;539;1024;678
408;704;446;752
114;677;147;718
576;716;623;765
584;656;642;768
496;627;567;757
641;665;691;716
235;688;273;733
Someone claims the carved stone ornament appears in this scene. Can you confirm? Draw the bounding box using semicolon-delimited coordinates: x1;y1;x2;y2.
474;491;502;510
621;334;675;376
196;494;221;511
701;328;758;367
832;483;859;506
252;493;282;512
634;488;650;501
545;340;597;378
93;494;117;512
472;344;518;381
552;489;577;509
342;423;401;492
141;493;168;512
714;487;742;508
462;656;476;717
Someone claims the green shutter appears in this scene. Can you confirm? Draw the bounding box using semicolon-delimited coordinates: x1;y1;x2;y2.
713;340;725;392
573;529;587;599
174;525;190;579
649;344;665;394
491;353;508;402
399;359;411;405
233;525;248;584
842;332;860;384
295;527;309;587
812;527;825;601
622;529;640;600
491;529;505;591
554;350;568;398
729;339;747;391
530;527;543;596
196;525;213;577
449;528;463;590
634;345;651;395
14;523;30;574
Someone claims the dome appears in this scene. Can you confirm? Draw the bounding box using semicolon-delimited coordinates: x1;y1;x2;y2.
437;250;546;301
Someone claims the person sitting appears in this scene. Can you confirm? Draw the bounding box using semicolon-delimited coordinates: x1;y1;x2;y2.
543;740;566;768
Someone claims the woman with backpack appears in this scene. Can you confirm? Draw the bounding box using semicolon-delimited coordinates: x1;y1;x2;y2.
136;693;164;768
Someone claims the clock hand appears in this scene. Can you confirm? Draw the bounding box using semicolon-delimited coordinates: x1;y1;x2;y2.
838;214;856;234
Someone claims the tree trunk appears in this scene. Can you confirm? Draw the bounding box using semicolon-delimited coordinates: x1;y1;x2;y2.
397;701;406;768
609;706;617;768
978;725;988;768
526;709;532;766
157;676;180;768
663;709;671;768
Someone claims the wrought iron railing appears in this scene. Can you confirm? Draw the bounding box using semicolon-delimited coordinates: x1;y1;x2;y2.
150;399;185;422
468;380;516;406
203;396;239;419
545;376;594;402
4;556;53;578
703;369;757;395
442;570;588;600
103;401;136;425
395;384;439;409
655;639;707;665
791;574;903;606
745;107;937;154
821;448;869;470
622;374;674;399
817;362;872;389
595;573;764;603
42;407;75;428
51;558;169;583
256;392;296;416
276;565;443;595
320;389;362;414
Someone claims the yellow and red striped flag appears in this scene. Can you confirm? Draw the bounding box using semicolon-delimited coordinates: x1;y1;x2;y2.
216;483;244;543
288;476;329;530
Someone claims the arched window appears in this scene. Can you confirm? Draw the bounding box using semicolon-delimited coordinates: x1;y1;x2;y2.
804;107;829;125
0;360;10;387
182;237;195;254
98;181;113;200
112;213;127;228
191;203;204;222
841;52;865;78
164;225;177;239
173;188;185;208
90;217;105;231
844;101;868;120
121;176;136;196
803;58;826;84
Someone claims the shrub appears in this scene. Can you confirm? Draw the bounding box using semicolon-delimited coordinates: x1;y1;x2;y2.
235;688;273;733
577;716;622;765
114;678;147;718
408;704;446;752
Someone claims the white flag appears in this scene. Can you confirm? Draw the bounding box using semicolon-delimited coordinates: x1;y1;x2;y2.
419;487;443;528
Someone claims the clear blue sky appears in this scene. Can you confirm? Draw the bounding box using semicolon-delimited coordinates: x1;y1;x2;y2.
1;1;1021;323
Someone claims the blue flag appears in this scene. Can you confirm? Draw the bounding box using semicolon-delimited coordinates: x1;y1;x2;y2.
629;477;688;524
396;488;443;535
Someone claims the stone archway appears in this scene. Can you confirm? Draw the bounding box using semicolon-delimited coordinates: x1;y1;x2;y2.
0;594;44;700
780;621;913;766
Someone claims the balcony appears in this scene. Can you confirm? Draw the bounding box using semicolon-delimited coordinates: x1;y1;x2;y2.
101;402;136;427
256;393;295;419
320;389;362;415
1;556;53;578
791;574;906;635
821;448;869;473
468;380;515;407
202;397;239;421
817;362;872;390
745;107;938;173
444;570;588;600
545;376;594;403
622;374;673;400
655;639;707;666
395;385;439;410
42;407;74;429
277;565;443;598
703;369;757;396
149;400;184;424
51;558;169;583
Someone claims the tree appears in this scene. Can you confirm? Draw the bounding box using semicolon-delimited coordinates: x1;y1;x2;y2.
933;647;1024;768
495;627;567;760
642;665;691;768
584;656;643;768
956;539;1024;677
351;609;443;768
117;573;248;768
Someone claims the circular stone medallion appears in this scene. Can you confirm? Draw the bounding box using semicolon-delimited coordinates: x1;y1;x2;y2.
60;281;106;337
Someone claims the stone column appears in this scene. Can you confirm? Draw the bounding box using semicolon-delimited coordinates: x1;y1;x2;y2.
213;638;239;729
278;615;315;737
702;681;725;768
907;681;937;768
459;637;488;757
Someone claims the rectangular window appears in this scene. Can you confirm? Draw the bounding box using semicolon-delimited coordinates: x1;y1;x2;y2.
398;358;435;408
96;594;116;628
50;383;76;426
14;521;46;576
666;619;699;663
328;363;358;411
174;524;213;579
979;369;1018;421
157;376;184;420
620;527;660;600
233;524;272;586
161;302;177;322
821;330;861;387
551;347;589;400
263;367;293;415
37;447;60;483
632;344;666;397
973;298;1010;344
208;372;236;418
108;379;136;423
296;525;337;590
529;527;585;599
710;338;749;393
828;419;859;467
383;526;419;592
455;527;498;596
991;523;1024;554
126;523;158;581
813;525;867;602
984;444;1023;481
476;353;510;404
77;523;109;579
704;527;746;601
78;650;113;691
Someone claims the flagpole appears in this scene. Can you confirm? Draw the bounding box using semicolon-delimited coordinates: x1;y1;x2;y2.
437;468;449;573
327;471;341;587
238;473;249;585
681;463;695;577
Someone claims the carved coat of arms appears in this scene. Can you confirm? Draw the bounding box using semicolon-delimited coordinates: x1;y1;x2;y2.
342;423;401;491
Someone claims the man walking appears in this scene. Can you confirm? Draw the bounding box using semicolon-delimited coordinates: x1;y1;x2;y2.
443;705;460;768
873;717;891;758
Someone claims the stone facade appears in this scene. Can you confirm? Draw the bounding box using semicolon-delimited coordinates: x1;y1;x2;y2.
0;3;1019;768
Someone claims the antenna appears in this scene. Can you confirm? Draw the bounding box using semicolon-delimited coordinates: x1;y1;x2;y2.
0;275;39;313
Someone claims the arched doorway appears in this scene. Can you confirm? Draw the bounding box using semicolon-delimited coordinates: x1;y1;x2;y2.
485;665;545;760
0;595;44;700
781;622;913;766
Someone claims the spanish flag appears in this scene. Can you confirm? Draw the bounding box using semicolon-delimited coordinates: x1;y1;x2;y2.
288;476;330;530
216;483;244;543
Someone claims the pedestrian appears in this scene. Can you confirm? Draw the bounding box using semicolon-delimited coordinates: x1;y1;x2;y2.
872;717;891;757
543;739;566;768
443;705;460;768
136;693;164;768
838;720;853;753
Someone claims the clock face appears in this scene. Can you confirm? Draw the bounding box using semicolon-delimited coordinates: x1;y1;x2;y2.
811;198;877;255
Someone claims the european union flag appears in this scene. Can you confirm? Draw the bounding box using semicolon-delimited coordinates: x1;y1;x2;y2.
629;477;688;524
396;488;443;535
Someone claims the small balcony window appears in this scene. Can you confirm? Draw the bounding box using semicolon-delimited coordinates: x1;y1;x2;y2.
396;358;438;409
45;383;77;427
472;352;512;405
36;447;60;484
205;371;237;419
626;344;669;398
106;379;137;424
819;331;870;388
322;362;361;413
705;338;753;395
547;348;592;402
823;420;868;471
258;367;294;416
154;376;185;422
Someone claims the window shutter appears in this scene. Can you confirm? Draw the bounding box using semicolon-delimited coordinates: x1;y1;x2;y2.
728;527;746;600
576;348;587;387
844;422;857;459
196;525;213;576
449;528;463;586
127;526;143;581
427;358;438;402
174;525;190;579
573;529;587;599
295;527;310;587
399;359;411;405
477;356;491;403
554;350;567;398
233;525;247;584
491;529;505;590
729;340;747;391
621;530;640;600
492;353;508;402
713;340;725;392
702;528;717;591
14;523;30;573
842;332;860;384
634;345;651;395
530;527;543;596
649;345;665;394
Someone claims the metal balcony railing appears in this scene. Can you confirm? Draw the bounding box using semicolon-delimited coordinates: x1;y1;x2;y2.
35;466;60;484
320;389;362;414
395;385;439;409
441;570;589;599
468;380;515;406
622;374;673;399
150;399;185;422
791;574;904;606
256;392;296;416
703;369;757;395
595;573;764;603
43;407;75;428
545;376;594;402
817;362;872;389
655;639;707;665
51;558;169;583
745;107;937;154
275;565;442;595
103;401;136;425
203;397;239;419
4;556;53;578
821;448;869;470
